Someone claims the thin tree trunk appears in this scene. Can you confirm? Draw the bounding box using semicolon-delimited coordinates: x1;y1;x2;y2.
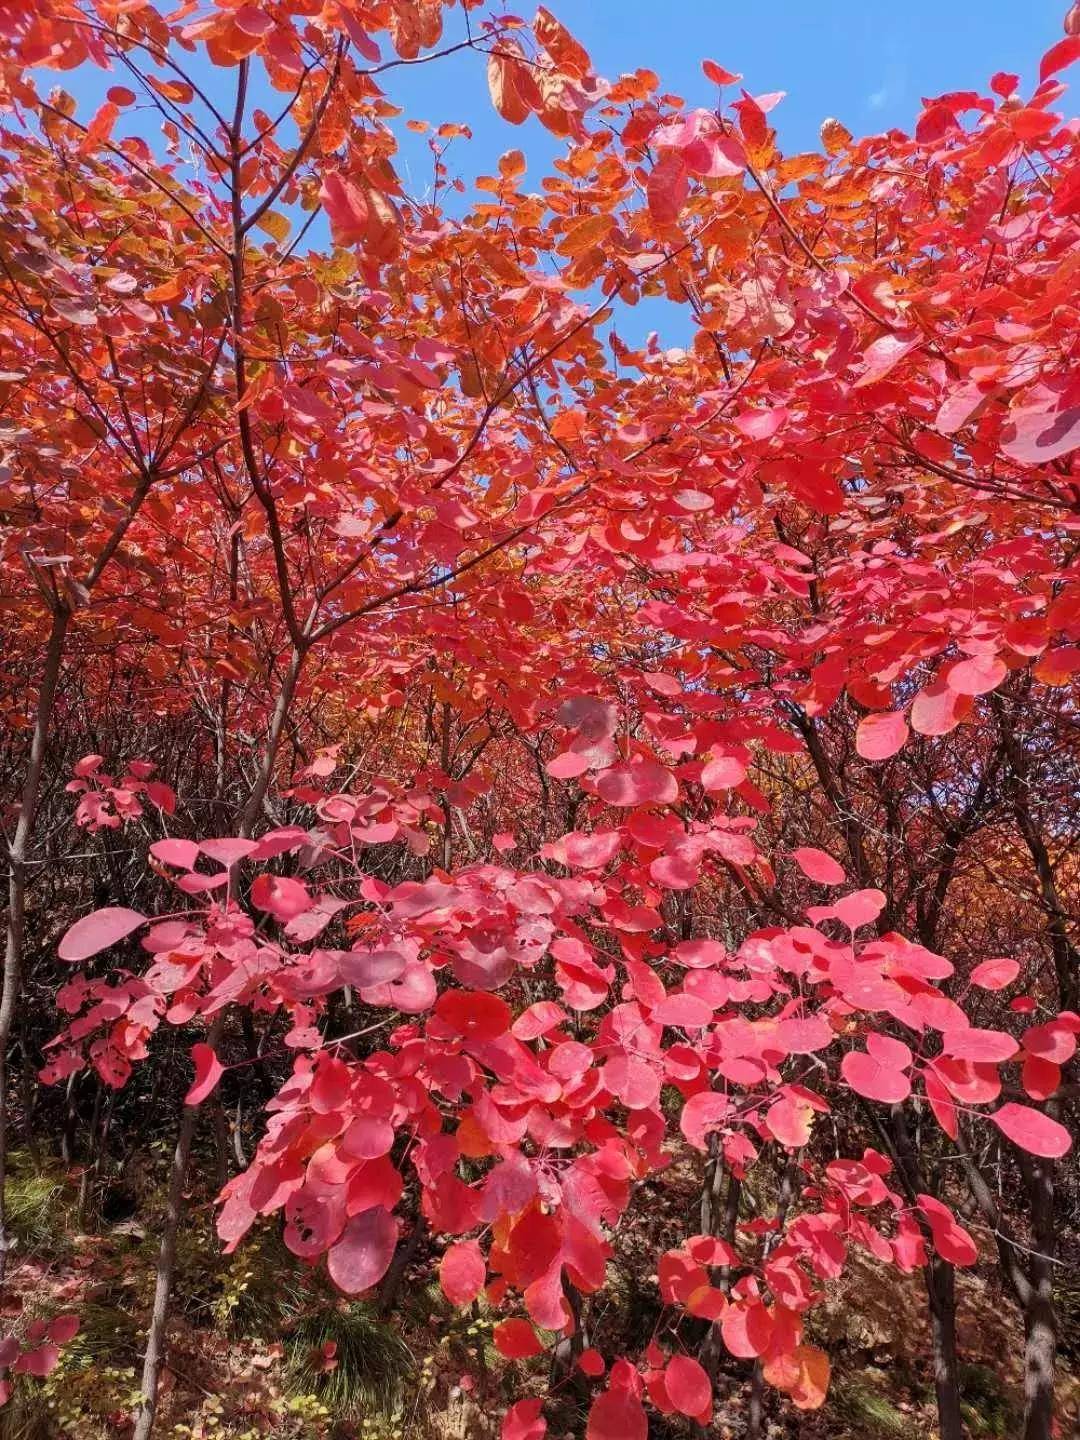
1021;1157;1056;1440
0;605;70;1284
76;1079;104;1230
867;1100;964;1440
132;1102;199;1440
925;1256;963;1440
132;1014;225;1440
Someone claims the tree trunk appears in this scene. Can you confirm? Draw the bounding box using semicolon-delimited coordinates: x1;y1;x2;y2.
1021;1156;1057;1440
0;605;70;1284
132;1012;225;1440
925;1255;964;1440
131;1103;199;1440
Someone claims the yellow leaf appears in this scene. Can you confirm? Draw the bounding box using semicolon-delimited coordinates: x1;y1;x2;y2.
255;210;291;244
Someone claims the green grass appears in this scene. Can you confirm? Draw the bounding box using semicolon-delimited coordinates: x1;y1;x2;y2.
4;1154;69;1252
284;1300;415;1418
958;1362;1020;1438
833;1372;920;1437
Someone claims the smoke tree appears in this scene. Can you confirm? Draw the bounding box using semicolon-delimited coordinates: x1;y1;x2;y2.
1;1;1078;1437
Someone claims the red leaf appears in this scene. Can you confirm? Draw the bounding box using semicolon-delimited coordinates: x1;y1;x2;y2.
595;759;678;807
1001;403;1080;465
440;1241;486;1307
502;1399;547;1440
493;1318;543;1358
990;1103;1072;1158
327;1207;399;1294
587;1389;647;1440
852;332;920;388
46;1316;79;1345
831;888;886;931
946;654;1007;697
435;989;512;1040
841;1045;911;1104
855;711;908;761
917;1195;978;1265
1022;1019;1077;1065
58;906;145;962
250;873;312;921
666;1354;711;1418
320;173;370;247
185;1043;225;1106
922;1067;959;1140
578;1348;606;1377
721;1300;774;1358
1040;34;1080;81
791;848;845;885
1021;1055;1061;1102
647;151;688;225
970;958;1020;991
702;59;742;86
150;838;200;870
680;1091;732;1151
15;1345;59;1378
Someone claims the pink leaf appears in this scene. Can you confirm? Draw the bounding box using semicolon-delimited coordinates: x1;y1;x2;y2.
947;653;1007;697
916;1195;978;1265
653;993;714;1029
855;711;908;761
970;958;1020;991
595;759;678;807
587;1389;647;1440
666;1355;711;1418
327;1206;399;1294
200;837;257;867
1001;403;1080;465
791;847;846;885
150;838;200;870
646;150;688;224
940;1028;1018;1062
700;754;747;791
841;1046;911;1104
503;1399;547;1440
911;679;964;737
990;1103;1072;1158
831;888;886;931
15;1346;59;1378
320;172;370;247
185;1043;225;1106
46;1315;80;1345
250;873;312;921
440;1240;486;1307
852;332;920;388
58;907;145;962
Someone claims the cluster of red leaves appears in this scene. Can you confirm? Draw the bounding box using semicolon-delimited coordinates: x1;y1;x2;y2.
48;723;1075;1429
